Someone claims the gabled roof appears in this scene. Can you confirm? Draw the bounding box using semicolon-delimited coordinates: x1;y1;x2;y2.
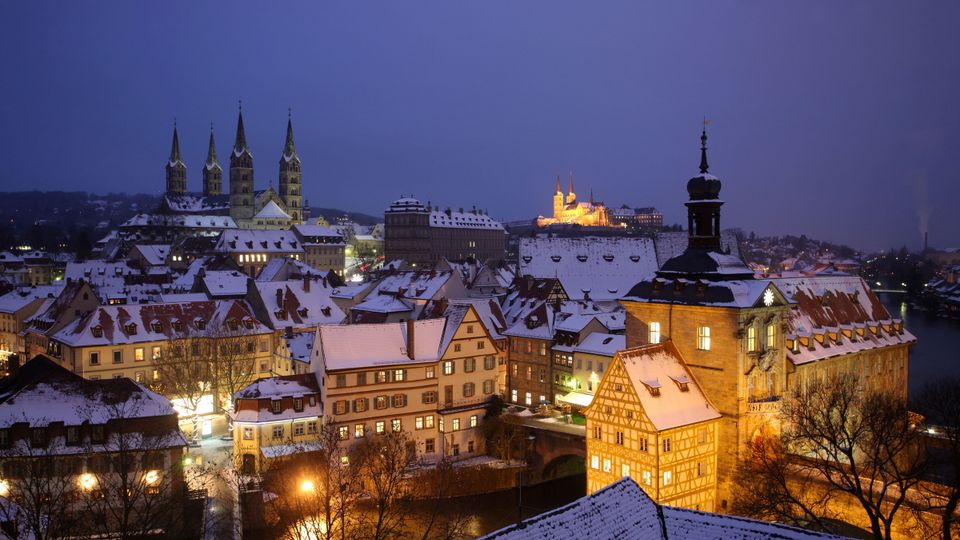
252;279;346;328
254;200;291;220
316;318;447;371
481;477;846;540
595;342;720;431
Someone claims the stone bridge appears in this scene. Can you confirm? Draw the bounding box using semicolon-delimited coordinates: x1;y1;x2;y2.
506;415;587;484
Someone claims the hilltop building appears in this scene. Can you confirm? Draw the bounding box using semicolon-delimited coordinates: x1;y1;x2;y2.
159;107;309;228
536;174;611;227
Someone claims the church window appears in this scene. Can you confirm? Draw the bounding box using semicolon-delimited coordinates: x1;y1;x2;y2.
697;326;711;350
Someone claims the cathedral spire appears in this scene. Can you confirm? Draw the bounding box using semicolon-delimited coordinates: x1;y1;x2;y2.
283;109;298;161
555;175;562;195
234;102;249;153
206;124;218;166
169;120;182;164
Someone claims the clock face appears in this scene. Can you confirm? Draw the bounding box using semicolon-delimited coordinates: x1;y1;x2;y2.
763;289;775;307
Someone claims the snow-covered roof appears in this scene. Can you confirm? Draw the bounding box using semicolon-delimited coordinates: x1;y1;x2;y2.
316;318;448;371
481;477;845;540
614;343;721;431
623;278;778;309
121;213;236;229
254;200;292;220
65;260;139;288
284;331;314;364
575;333;625;357
653;230;741;266
773;275;915;365
292;224;344;242
252;279;346;329
235;373;321;400
132;244;171;266
202;270;249;297
428;210;504;230
215;230;303;254
52;300;267;347
0;285;64;313
518;237;659;300
163;194;231;214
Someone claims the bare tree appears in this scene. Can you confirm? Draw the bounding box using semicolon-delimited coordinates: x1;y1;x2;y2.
152;332;212;441
736;374;926;540
913;376;960;540
351;430;417;540
0;440;82;539
209;327;260;415
413;458;471;540
482;415;527;464
74;399;190;539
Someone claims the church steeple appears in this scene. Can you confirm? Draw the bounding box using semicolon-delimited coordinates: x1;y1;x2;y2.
278;109;303;224
203;124;223;196
567;171;576;204
165;121;187;196
229;102;255;222
685;126;723;251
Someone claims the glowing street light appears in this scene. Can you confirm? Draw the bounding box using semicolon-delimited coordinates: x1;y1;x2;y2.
78;473;97;491
143;470;160;486
299;479;316;493
0;479;9;497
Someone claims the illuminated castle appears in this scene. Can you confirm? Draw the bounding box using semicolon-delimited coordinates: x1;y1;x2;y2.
536;174;610;227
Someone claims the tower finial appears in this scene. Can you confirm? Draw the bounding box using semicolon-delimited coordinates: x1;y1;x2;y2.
238;99;242;112
288;106;292;119
699;117;710;174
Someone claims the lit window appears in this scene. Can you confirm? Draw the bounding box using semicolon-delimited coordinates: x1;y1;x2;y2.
621;464;630;477
747;326;757;352
443;361;454;375
452;418;460;431
767;324;776;349
511;389;518;403
152;346;162;360
354;424;365;438
425;366;435;379
642;470;652;485
602;458;611;473
591;455;599;469
697;326;711;351
425;415;434;428
392;419;401;432
524;392;532;406
469;415;478;428
416;417;424;430
338;426;349;440
135;348;144;362
242;427;253;440
375;421;385;434
663;470;673;485
649;321;661;344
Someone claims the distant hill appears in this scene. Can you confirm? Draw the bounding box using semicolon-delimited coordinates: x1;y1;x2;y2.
0;191;380;251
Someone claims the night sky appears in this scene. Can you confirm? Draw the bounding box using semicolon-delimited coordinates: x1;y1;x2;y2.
1;2;958;252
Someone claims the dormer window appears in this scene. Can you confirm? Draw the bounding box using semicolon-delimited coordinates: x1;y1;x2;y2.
227;319;238;331
172;320;183;332
125;323;137;335
151;321;162;333
642;380;661;397
271;400;281;414
297;308;308;318
91;325;103;338
669;374;691;392
195;319;206;331
243;318;254;329
321;306;331;317
276;310;287;321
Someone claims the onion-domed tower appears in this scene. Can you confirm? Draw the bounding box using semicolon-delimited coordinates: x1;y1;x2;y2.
685;128;723;251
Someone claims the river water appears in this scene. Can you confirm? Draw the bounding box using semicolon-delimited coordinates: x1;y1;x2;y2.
878;292;960;395
406;293;958;539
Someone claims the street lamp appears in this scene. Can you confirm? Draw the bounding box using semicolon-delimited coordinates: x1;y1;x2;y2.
0;479;9;497
299;479;315;493
78;473;97;491
143;470;160;486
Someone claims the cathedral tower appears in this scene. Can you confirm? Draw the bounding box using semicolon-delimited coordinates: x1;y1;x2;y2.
165;122;187;196
552;175;564;219
566;172;576;205
229;105;255;222
278;111;302;224
203;124;223;196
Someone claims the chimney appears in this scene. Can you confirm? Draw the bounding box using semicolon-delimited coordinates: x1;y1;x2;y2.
303;274;310;292
276;288;283;308
406;319;415;360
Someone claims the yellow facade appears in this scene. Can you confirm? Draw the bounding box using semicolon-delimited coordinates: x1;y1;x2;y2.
585;349;719;511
